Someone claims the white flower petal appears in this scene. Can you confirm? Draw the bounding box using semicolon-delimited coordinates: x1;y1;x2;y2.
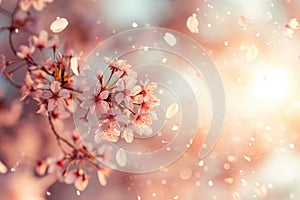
0;159;8;174
75;177;88;191
115;92;124;104
123;130;134;143
64;173;76;184
42;90;53;99
116;148;127;167
232;192;241;200
99;101;110;113
100;90;109;99
51;81;60;93
130;85;142;96
186;15;199;33
50;17;69;33
70;57;79;76
163;32;177;46
97;169;107;186
237;14;252;26
285;27;295;39
58;89;70;98
47;99;56;111
56;98;67;110
40;30;49;41
166;103;179;119
288;18;300;30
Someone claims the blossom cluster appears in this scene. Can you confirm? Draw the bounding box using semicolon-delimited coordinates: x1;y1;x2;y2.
0;0;160;193
81;57;160;143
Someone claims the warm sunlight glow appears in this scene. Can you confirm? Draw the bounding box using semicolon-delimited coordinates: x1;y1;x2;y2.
254;68;289;101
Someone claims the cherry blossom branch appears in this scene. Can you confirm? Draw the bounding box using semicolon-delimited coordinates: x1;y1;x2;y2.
63;86;83;94
0;0;159;192
47;111;77;151
8;30;17;55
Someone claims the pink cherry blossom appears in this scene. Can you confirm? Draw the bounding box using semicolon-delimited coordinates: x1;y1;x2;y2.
140;80;158;100
134;111;153;127
42;81;70;111
121;123;137;143
96;69;104;85
16;44;35;59
80;84;110;114
97;167;110;186
20;72;38;100
36;160;47;176
36;101;48;116
101;123;121;142
98;108;128;142
104;57;136;77
138;80;160;113
99;108;128;128
104;57;126;73
19;0;54;11
29;30;55;49
114;76;141;109
46;154;65;176
64;169;89;191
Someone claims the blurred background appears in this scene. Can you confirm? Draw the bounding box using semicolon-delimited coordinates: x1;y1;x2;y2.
1;0;300;199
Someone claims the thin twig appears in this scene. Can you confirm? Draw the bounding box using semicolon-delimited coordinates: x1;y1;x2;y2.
8;31;17;55
107;72;125;89
104;70;114;87
118;102;136;115
63;86;83;94
47;112;77;151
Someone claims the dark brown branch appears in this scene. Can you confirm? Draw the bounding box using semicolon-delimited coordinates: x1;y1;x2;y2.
47;111;77;151
8;31;17;55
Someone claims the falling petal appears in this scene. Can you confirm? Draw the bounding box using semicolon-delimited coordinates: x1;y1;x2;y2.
171;125;179;131
166;103;179;119
237;14;252;26
75;176;88;191
246;45;258;61
116;148;127;167
243;155;252;162
123;131;134;143
36;161;47;176
254;182;267;197
70;57;79;76
287;18;300;30
97;169;107;186
232;192;241;200
285;27;295;39
50;17;69;33
0;160;8;174
164;32;177;46
186;15;199;33
224;177;234;184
